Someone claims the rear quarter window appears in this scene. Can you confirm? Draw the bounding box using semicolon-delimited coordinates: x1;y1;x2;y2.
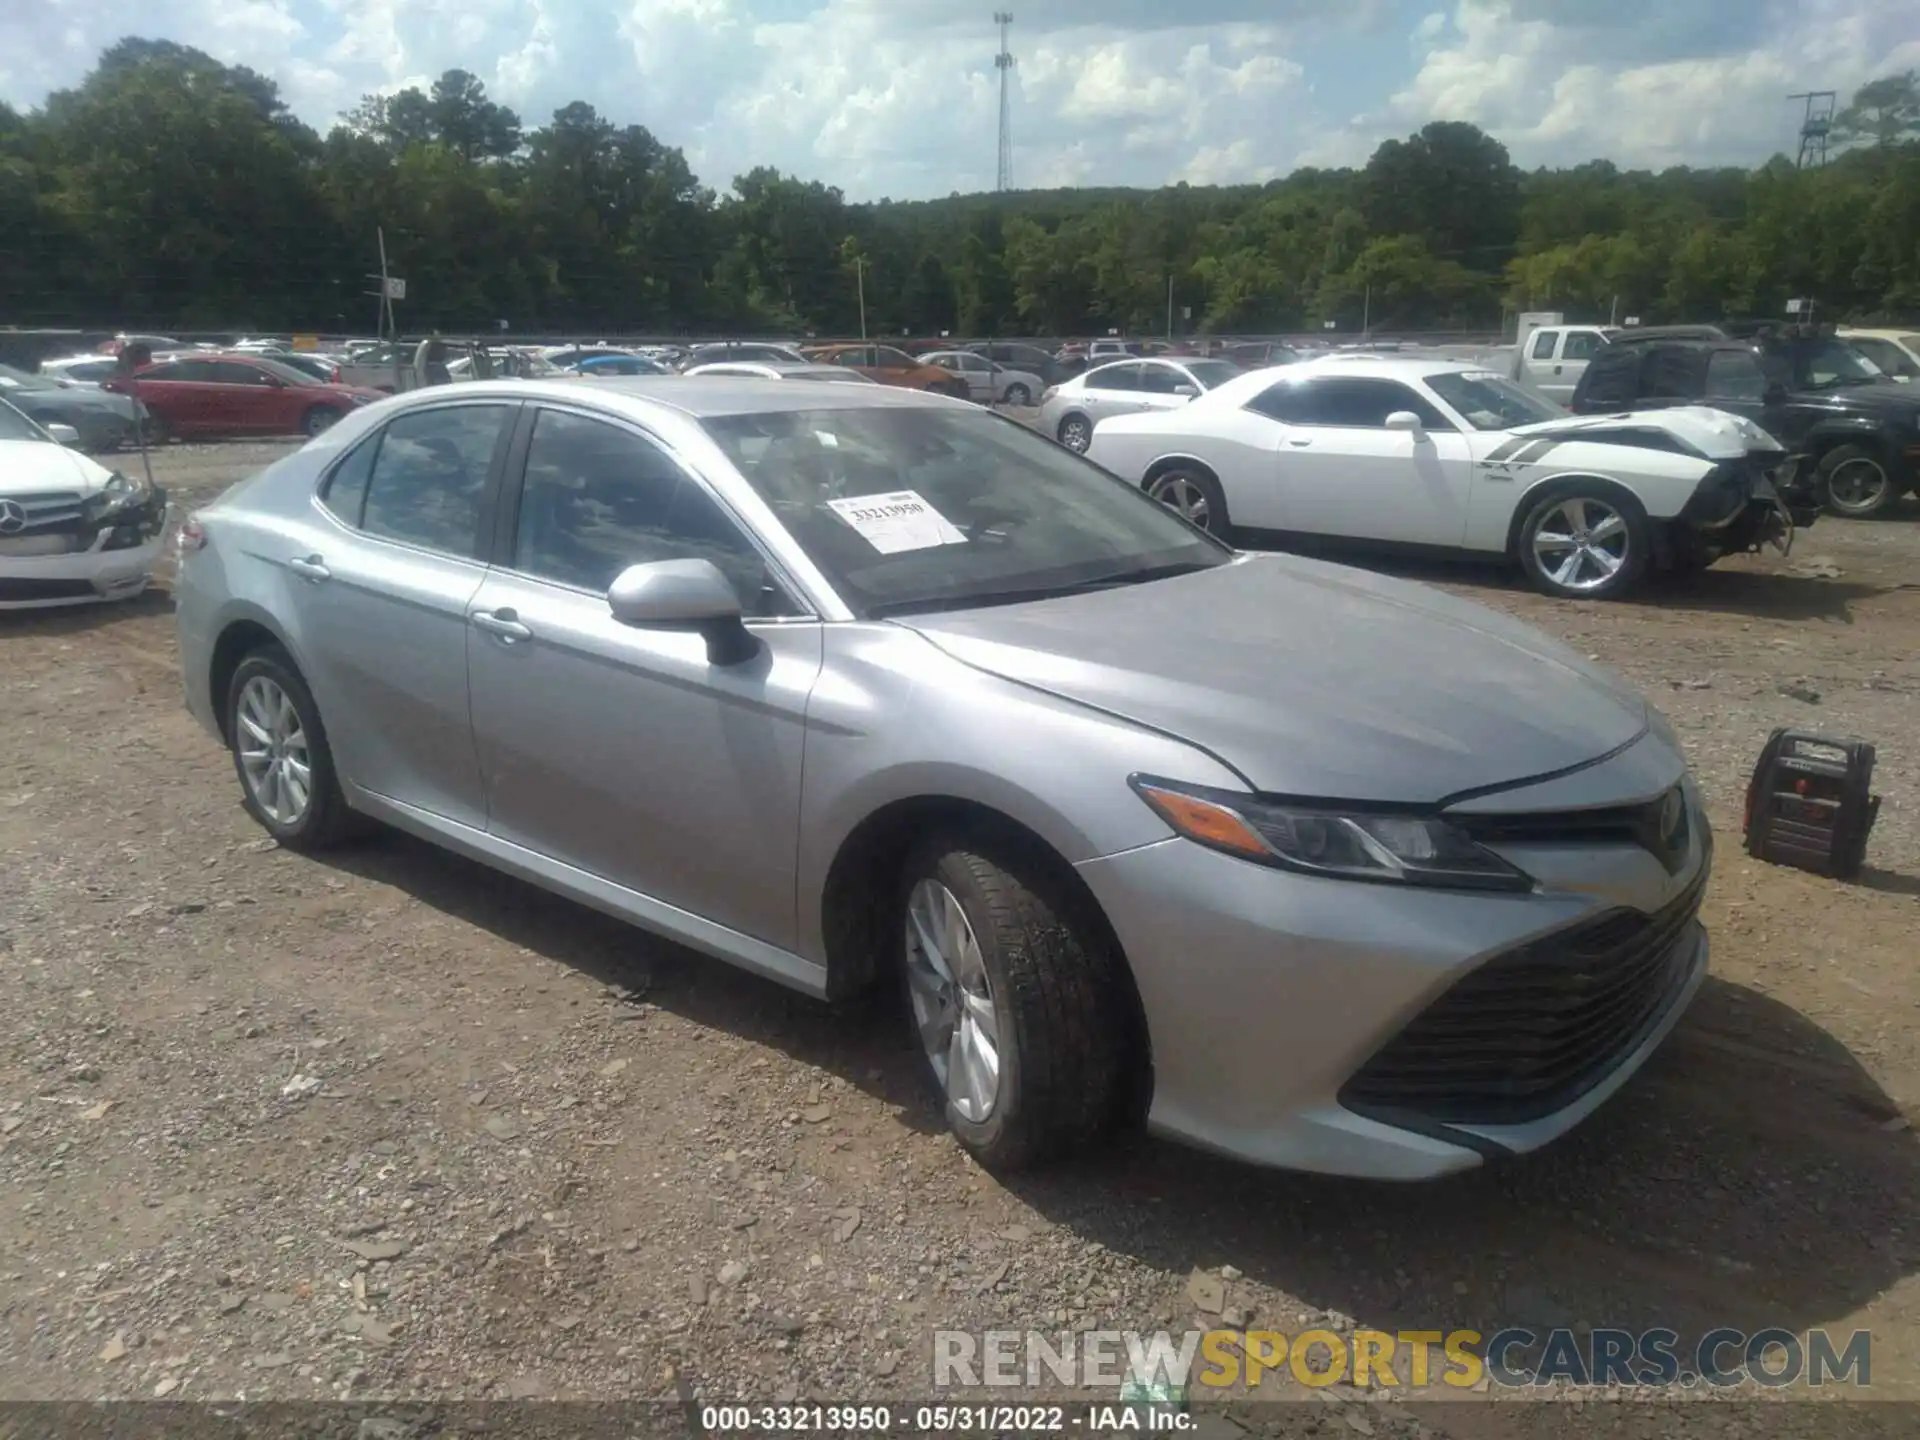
1573;350;1642;409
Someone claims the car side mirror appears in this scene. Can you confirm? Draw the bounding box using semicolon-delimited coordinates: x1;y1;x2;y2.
45;422;80;446
1384;410;1427;436
1172;384;1199;398
607;558;760;666
1763;382;1789;406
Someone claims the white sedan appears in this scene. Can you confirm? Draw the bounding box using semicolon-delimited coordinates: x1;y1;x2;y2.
919;350;1046;407
1085;355;1802;600
0;399;168;609
1039;356;1243;453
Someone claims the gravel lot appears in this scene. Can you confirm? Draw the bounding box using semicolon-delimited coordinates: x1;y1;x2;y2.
2;437;1917;1435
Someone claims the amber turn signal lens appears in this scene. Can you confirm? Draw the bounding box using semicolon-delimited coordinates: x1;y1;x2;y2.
1135;784;1271;858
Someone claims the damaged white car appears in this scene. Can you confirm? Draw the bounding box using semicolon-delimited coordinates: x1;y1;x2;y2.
1085;356;1817;600
0;398;168;610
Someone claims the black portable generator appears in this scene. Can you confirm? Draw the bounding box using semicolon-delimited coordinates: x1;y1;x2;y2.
1742;728;1881;880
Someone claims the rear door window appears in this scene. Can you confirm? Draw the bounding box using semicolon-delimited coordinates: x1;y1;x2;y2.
359;404;513;559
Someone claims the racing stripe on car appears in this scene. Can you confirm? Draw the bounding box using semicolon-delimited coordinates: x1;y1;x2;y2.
1510;437;1562;465
1482;436;1534;462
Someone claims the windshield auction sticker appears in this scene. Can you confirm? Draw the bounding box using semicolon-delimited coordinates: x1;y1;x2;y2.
826;490;969;554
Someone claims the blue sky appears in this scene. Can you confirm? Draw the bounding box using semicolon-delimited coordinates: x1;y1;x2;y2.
2;0;1915;201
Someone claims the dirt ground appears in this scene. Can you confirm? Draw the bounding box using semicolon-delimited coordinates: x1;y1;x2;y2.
1;438;1917;1436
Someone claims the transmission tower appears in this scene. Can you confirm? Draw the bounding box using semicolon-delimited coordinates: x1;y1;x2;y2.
1789;90;1837;168
994;12;1015;191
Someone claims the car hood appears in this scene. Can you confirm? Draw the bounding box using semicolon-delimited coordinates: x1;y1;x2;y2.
1506;405;1765;459
1794;380;1920;415
900;553;1650;805
0;438;114;494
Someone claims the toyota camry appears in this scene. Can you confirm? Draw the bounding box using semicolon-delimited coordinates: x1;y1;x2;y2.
174;378;1711;1178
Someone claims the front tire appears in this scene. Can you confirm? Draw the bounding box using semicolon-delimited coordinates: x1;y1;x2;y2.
1820;444;1898;518
1516;488;1650;600
225;646;360;851
1057;413;1093;453
302;405;342;439
898;835;1129;1172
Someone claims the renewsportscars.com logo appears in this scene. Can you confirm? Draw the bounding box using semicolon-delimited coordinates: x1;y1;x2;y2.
933;1327;1873;1393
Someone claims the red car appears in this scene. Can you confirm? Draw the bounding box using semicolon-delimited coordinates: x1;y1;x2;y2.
101;354;384;441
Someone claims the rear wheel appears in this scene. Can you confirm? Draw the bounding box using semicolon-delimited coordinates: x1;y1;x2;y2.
1821;444;1898;518
898;834;1129;1172
1145;465;1229;535
1057;413;1093;453
1002;382;1032;407
225;647;360;851
1517;488;1650;600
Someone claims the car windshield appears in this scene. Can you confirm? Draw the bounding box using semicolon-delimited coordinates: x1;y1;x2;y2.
0;397;48;441
1793;339;1884;388
1181;360;1240;389
0;364;58;392
1424;370;1566;430
700;405;1230;617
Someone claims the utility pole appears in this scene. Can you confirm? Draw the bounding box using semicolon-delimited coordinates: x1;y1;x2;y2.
365;227;401;341
856;257;868;340
1166;275;1174;340
1361;284;1371;337
1789;91;1836;168
994;13;1015;192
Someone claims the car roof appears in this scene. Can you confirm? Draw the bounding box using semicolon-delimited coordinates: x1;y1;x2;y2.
1286;354;1491;380
387;375;962;420
687;362;849;377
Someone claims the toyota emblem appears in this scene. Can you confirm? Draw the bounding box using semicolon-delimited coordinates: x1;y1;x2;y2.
1659;786;1686;846
0;499;26;535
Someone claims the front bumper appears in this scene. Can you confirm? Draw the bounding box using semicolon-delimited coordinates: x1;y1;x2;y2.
1075;768;1711;1179
0;488;169;609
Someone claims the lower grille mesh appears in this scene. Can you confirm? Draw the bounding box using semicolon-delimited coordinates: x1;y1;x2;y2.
1341;869;1707;1127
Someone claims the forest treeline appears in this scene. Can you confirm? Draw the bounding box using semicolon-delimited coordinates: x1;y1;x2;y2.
2;39;1918;337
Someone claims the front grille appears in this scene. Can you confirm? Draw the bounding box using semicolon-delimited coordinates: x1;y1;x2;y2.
1456;786;1692;875
0;577;100;603
1340;867;1707;1128
0;490;86;536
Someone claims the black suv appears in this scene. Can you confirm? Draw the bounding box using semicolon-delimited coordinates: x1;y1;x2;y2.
1572;324;1920;518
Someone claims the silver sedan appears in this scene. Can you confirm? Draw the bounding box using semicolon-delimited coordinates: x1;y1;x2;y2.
174;378;1711;1178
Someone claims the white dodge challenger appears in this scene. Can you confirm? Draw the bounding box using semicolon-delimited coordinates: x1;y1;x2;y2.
1083;355;1813;600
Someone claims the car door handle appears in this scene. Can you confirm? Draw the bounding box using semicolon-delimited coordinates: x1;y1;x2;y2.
286;555;331;582
471;609;533;642
1286;437;1313;446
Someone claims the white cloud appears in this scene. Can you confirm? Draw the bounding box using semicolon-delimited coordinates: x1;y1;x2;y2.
0;0;1913;197
1369;0;1920;171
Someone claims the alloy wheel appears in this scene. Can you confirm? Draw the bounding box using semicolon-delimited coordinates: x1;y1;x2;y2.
1826;456;1890;515
1531;496;1629;593
1059;416;1092;452
1149;472;1212;530
235;675;313;826
903;879;1003;1123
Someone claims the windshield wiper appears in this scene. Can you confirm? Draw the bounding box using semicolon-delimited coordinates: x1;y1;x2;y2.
868;560;1219;618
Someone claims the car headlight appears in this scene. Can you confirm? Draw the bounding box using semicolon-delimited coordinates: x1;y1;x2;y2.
350;393;374;406
87;470;153;518
1130;775;1533;891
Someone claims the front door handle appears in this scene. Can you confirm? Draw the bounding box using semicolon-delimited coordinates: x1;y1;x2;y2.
1286;437;1313;447
287;555;331;582
471;609;533;643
